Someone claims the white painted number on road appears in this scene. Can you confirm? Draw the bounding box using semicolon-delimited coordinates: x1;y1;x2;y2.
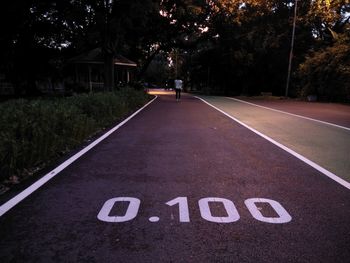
198;197;240;223
166;197;190;222
97;197;140;223
97;197;292;224
244;198;292;224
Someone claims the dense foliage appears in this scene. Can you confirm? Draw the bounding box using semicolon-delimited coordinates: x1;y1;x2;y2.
297;36;350;102
184;0;350;99
0;0;349;100
0;89;149;183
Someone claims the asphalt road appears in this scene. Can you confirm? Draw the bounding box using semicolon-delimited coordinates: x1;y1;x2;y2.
0;93;349;262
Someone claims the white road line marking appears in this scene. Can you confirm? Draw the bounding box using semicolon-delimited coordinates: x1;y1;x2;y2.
226;97;350;131
196;96;350;190
0;96;158;217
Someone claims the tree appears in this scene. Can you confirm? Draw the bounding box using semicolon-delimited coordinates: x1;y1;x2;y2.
78;0;168;90
296;1;350;101
1;0;348;99
133;0;210;79
189;0;302;95
143;52;171;86
305;0;350;43
297;35;350;102
0;1;63;95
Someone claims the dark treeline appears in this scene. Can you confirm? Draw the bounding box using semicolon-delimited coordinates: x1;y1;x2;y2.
0;0;349;101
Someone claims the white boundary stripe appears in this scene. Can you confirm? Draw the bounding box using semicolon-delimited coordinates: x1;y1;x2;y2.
196;96;350;190
226;97;350;131
0;96;158;217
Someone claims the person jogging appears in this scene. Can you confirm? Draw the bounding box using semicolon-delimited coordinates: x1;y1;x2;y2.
174;79;183;101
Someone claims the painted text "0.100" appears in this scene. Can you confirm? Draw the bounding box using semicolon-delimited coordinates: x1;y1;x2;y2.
97;197;292;224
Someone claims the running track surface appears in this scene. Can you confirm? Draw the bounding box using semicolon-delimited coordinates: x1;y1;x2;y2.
0;93;349;262
199;96;350;183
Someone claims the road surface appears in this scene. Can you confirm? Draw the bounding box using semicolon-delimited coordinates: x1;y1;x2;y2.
199;96;350;182
0;92;349;262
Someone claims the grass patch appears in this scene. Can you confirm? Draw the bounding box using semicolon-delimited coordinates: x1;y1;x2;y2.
0;88;150;188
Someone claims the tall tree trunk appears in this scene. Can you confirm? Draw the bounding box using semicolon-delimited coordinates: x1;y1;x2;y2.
104;52;114;92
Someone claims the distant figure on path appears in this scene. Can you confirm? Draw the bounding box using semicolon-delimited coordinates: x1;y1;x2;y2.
174;79;183;101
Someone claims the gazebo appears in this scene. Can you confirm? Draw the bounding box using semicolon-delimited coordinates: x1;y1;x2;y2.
68;48;137;92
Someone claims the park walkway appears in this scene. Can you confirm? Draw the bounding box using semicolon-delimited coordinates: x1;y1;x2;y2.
199;95;350;183
0;92;349;262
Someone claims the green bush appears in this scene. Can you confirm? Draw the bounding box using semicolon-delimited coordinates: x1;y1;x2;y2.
0;89;149;182
297;37;350;102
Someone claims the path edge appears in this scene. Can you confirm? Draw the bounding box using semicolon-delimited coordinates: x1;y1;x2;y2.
227;97;350;131
0;96;158;217
196;96;350;190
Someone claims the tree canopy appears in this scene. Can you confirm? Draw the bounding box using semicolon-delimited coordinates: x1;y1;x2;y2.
0;0;349;101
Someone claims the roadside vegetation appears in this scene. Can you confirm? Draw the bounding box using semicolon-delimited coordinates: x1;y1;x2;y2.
0;88;150;192
2;1;350;103
297;36;350;102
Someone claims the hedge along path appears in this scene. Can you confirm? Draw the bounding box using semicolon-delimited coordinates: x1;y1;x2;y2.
198;96;350;186
0;96;157;217
0;90;148;182
0;100;97;179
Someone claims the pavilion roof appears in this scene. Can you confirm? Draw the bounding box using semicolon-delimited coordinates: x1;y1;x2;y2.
69;48;137;67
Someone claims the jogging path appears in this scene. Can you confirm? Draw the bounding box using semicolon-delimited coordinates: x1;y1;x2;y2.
0;93;349;262
199;96;350;183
